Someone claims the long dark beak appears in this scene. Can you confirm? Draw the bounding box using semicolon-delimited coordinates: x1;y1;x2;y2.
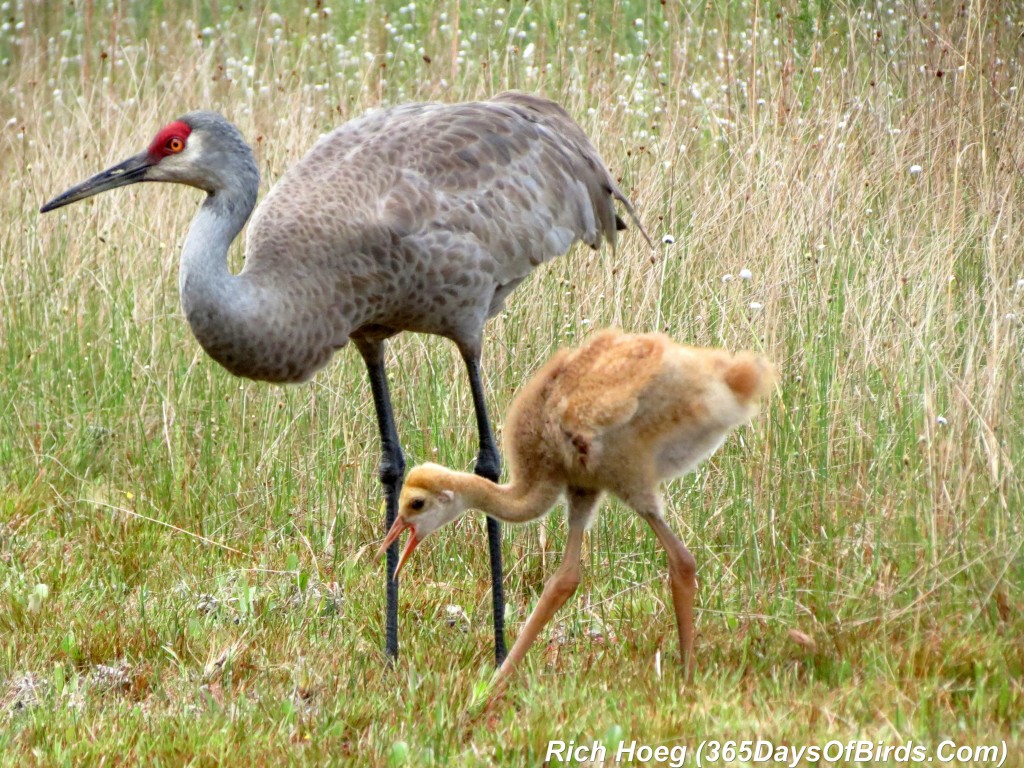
40;151;155;213
376;517;421;580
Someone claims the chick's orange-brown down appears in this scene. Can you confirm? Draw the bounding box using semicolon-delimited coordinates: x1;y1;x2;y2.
379;329;775;678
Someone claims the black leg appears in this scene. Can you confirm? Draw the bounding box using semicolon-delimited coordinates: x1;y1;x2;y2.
357;339;406;662
461;350;507;666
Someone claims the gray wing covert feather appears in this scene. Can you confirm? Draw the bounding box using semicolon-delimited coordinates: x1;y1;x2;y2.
380;97;626;282
490;92;649;247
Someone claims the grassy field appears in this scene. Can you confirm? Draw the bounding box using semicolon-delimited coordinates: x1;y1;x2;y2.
2;0;1022;765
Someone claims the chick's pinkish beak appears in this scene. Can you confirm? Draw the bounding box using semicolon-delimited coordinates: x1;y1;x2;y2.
376;517;420;579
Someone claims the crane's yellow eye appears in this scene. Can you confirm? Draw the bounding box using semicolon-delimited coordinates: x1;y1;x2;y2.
167;137;185;153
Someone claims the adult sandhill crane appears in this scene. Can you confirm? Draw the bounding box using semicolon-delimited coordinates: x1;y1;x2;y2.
379;329;775;679
40;92;649;665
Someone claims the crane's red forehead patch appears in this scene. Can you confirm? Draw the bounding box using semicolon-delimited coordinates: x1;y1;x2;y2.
147;120;192;159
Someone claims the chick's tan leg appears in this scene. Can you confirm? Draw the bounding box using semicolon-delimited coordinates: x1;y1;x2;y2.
497;490;599;680
631;493;697;680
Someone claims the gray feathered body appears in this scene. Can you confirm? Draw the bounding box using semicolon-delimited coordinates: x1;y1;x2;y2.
182;93;640;383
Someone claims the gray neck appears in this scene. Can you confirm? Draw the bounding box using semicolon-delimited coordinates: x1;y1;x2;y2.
179;191;253;311
176;184;272;380
177;176;262;358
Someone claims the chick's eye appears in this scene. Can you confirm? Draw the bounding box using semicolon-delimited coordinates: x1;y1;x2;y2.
166;137;185;153
410;499;425;511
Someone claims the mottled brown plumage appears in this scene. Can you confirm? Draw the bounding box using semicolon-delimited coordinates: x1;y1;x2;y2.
383;330;775;679
40;93;649;665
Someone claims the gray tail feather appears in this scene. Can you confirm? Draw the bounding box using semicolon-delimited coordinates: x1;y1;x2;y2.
612;186;653;248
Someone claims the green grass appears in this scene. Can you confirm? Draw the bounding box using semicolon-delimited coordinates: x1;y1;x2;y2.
2;1;1022;765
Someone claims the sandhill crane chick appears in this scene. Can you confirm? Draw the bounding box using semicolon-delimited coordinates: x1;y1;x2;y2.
379;329;775;679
